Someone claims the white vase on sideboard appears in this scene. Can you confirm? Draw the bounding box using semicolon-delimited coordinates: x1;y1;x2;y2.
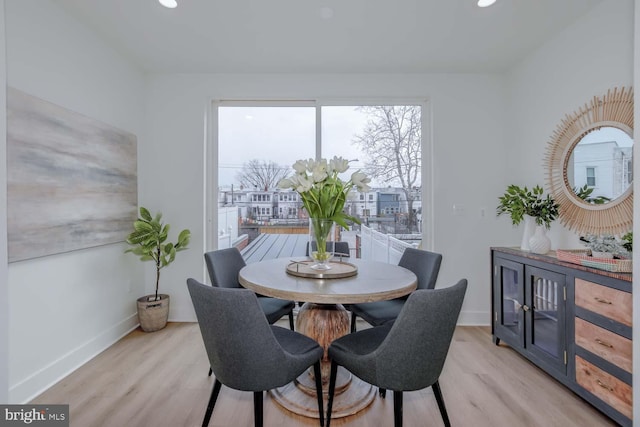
529;225;552;254
520;215;535;251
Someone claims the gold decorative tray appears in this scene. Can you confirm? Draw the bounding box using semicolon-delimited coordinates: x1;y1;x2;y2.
286;260;358;279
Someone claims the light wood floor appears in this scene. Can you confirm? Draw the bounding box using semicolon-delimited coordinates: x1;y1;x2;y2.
31;322;616;427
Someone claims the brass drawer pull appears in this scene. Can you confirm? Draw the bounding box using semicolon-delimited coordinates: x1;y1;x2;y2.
596;379;614;392
593;296;613;304
595;338;613;348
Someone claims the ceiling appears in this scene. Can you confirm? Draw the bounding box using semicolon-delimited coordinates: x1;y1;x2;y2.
52;0;603;74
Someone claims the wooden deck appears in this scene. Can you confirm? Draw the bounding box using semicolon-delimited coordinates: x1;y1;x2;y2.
241;233;309;263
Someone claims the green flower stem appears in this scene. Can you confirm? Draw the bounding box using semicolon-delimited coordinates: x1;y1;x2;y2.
310;218;334;262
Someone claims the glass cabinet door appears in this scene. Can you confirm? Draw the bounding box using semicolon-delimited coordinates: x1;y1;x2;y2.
493;257;525;349
525;266;566;373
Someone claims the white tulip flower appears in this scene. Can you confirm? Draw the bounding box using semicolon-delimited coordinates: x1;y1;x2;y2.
292;160;307;174
311;159;328;183
351;171;371;192
295;175;313;193
329;156;349;174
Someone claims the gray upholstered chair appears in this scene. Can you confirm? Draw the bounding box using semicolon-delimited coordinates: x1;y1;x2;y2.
187;279;325;427
305;241;351;258
327;279;467;427
204;248;295;330
349;248;442;332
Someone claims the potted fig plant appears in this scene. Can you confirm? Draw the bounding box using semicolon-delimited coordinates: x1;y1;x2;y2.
125;207;191;332
496;184;559;253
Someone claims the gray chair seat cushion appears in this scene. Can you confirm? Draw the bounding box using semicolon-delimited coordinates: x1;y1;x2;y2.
259;297;296;324
271;326;324;357
349;300;404;327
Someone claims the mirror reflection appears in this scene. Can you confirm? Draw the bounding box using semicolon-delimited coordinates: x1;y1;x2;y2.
566;126;633;204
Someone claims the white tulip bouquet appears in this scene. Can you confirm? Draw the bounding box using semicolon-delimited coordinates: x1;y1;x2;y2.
279;157;371;266
278;156;371;229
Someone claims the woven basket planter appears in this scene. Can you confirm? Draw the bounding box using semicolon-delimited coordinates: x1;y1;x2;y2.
137;294;170;332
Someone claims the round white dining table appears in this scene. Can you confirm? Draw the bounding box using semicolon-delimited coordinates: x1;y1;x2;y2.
239;257;417;419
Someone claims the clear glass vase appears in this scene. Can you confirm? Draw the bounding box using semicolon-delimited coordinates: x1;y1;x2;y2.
309;218;335;270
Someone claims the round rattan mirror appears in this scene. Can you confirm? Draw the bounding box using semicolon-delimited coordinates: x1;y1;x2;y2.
544;87;634;235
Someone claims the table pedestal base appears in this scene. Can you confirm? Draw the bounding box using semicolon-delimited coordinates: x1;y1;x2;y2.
270;302;376;418
271;368;376;418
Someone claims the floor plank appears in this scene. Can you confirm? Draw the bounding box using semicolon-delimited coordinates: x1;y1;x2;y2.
31;322;617;426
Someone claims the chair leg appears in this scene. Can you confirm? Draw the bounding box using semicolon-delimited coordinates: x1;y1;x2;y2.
326;361;339;427
288;311;295;331
393;390;403;427
432;381;451;427
202;379;222;427
207;367;212;377
253;391;263;427
313;361;324;427
350;313;357;333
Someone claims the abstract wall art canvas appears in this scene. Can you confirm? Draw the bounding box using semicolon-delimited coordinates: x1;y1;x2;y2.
7;87;138;262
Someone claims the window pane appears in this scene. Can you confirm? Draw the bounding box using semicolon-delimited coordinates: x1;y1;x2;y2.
217;106;314;250
322;106;422;235
216;103;425;261
586;167;596;186
218;106;315;190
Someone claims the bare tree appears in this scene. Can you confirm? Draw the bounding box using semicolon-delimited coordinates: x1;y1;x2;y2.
236;159;289;191
353;106;421;231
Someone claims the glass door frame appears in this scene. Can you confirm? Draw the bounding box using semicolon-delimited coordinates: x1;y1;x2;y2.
493;257;525;349
524;265;567;374
205;97;433;254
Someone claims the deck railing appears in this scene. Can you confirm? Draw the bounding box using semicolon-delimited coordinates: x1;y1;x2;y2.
359;225;417;263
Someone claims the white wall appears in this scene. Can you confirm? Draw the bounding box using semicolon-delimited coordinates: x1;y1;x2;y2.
506;0;634;249
145;73;511;325
0;0;8;405
5;0;145;403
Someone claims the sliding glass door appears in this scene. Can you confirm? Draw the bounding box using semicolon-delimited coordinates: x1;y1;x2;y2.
212;100;428;259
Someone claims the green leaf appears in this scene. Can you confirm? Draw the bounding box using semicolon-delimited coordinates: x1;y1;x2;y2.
139;207;152;221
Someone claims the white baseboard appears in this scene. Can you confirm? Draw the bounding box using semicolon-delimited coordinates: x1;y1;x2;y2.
458;310;490;326
10;314;139;404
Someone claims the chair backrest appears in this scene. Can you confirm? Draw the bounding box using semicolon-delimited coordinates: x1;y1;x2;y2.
374;279;467;391
204;248;246;288
186;278;291;391
398;247;442;291
305;241;350;258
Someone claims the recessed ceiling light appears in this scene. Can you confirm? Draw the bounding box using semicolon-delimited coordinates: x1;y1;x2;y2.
477;0;496;7
159;0;177;9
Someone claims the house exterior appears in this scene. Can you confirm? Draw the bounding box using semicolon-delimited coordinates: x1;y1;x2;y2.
571;141;633;201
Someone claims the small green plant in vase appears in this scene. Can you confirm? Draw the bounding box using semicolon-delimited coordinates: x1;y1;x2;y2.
496;185;559;253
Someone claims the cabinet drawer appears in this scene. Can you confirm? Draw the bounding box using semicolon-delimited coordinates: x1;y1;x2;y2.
576;356;632;419
575;278;631;327
575;318;632;373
